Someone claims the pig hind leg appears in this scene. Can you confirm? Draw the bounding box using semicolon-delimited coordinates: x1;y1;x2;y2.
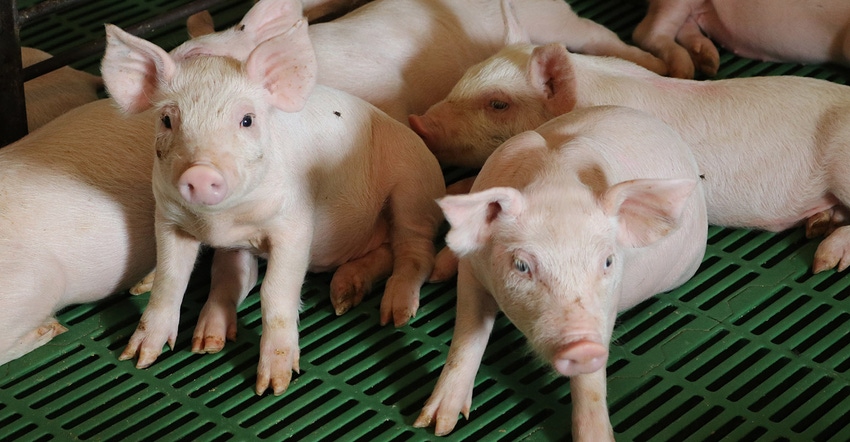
813;167;850;272
193;249;258;354
0;258;67;366
632;0;703;78
330;244;393;316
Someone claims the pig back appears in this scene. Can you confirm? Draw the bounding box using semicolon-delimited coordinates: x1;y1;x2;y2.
0;99;157;303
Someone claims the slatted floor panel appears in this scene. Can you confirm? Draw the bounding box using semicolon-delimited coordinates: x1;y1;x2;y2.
2;0;849;440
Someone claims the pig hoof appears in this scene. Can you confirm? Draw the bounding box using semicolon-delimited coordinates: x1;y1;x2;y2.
807;210;832;238
191;335;225;354
130;270;156;295
330;275;370;316
813;227;850;273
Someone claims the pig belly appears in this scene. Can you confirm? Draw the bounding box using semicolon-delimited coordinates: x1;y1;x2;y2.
308;213;390;273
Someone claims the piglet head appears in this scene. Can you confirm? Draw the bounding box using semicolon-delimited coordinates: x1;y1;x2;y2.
101;19;317;210
409;43;577;168
439;163;695;377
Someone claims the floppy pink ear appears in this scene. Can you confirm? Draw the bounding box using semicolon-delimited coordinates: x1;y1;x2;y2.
601;178;697;248
438;187;525;256
527;43;577;115
238;0;304;45
246;19;317;112
500;0;530;45
101;24;175;114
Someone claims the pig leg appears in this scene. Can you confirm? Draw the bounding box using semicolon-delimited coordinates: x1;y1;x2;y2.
632;0;703;78
813;225;850;273
255;224;313;396
192;249;258;354
120;218;201;368
429;247;459;283
129;269;156;295
806;206;850;239
517;2;666;75
330;243;393;316
1;318;68;366
414;260;500;435
675;17;719;77
571;370;615;442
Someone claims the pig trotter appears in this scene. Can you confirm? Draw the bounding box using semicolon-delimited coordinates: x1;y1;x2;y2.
379;274;420;327
119;314;178;368
414;384;472;436
330;244;393;315
255;328;300;396
191;298;238;354
813;226;850;273
129;269;156;295
428;247;459;282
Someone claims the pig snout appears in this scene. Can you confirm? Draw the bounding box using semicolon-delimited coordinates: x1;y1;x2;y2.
554;340;608;376
177;164;228;206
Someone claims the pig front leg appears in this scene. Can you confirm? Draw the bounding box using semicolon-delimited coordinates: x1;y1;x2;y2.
120;215;200;368
571;370;615;442
674;16;720;77
192;249;258;354
632;0;705;78
414;261;499;435
813;225;850;273
255;228;313;396
330;243;393;315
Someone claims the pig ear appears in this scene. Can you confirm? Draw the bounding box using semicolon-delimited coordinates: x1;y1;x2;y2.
101;24;175;114
246;19;317;112
186;10;215;39
528;43;577;115
501;0;530;45
239;0;304;44
602;178;697;248
438;187;525;256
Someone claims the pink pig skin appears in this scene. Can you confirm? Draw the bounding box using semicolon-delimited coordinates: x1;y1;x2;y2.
170;0;666;124
20;47;102;134
101;18;445;396
0;99;156;366
411;42;850;274
632;0;850;78
414;106;707;440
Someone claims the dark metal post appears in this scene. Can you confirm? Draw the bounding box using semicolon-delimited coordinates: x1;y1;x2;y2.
0;0;26;147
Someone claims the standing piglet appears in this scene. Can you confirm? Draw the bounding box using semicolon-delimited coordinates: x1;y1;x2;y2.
169;0;666;124
414;106;707;440
409;42;850;274
0;99;156;366
631;0;850;78
21;47;102;133
101;17;444;395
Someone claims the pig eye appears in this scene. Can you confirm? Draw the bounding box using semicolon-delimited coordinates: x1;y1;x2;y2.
490;100;509;111
604;255;614;270
513;257;530;274
161;115;172;129
241;114;254;128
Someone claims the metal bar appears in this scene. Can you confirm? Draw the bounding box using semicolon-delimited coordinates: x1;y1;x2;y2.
0;0;27;146
18;0;91;26
22;0;227;81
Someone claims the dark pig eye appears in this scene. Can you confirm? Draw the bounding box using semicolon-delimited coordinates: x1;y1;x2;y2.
490;100;509;110
161;115;171;129
604;255;614;269
513;257;529;273
241;114;254;128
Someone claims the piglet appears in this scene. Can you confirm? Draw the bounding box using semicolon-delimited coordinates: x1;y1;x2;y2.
169;0;666;124
21;47;102;133
414;105;707;440
631;0;850;78
0;99;156;366
101;17;445;395
410;42;850;274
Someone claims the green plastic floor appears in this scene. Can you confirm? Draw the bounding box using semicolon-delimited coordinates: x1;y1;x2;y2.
4;0;850;440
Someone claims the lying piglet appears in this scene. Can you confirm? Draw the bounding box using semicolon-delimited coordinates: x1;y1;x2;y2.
21;47;102;133
169;0;666;124
631;0;850;78
0;99;156;366
101;17;444;395
410;42;850;274
415;106;707;440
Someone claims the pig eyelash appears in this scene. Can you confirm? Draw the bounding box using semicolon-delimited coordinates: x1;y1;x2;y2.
513;257;530;274
241;114;255;128
489;100;509;111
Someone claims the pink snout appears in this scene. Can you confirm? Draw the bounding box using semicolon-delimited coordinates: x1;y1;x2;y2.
177;164;228;206
553;340;609;376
